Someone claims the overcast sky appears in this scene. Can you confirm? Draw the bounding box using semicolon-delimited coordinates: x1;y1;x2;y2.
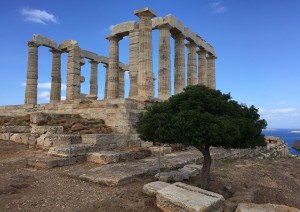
0;0;299;128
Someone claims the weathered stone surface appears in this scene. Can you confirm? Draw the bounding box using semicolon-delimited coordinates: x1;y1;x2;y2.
0;126;30;133
48;144;102;157
178;164;202;177
27;156;85;169
30;113;49;125
235;203;300;212
149;146;172;156
155;171;189;182
33;34;56;49
156;182;225;212
86;152;120;164
143;181;171;197
31;126;63;134
37;134;81;148
141;141;153;148
111;21;138;37
292;140;300;150
58;40;78;51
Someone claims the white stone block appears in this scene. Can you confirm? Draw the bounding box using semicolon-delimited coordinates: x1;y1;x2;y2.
143;181;171;196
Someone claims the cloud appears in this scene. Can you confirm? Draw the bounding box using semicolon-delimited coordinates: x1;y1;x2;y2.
259;107;300;119
210;1;227;14
270;108;298;114
38;91;50;98
21;7;58;25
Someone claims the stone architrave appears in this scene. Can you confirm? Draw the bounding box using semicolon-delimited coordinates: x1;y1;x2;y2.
50;49;62;103
89;60;99;98
119;68;125;98
135;8;157;100
158;24;172;100
197;49;207;86
104;64;108;99
66;45;81;101
129;29;139;98
207;55;217;89
25;41;39;105
186;42;197;86
172;33;185;95
106;35;122;99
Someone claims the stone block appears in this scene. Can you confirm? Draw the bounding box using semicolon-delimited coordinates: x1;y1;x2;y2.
81;50;98;61
178;164;202;177
48;144;102;157
58;40;78;51
11;133;23;143
111;21;138;37
235;203;300;212
156;182;225;212
33;34;56;49
143;181;171;197
141;141;153;148
86;152;120;164
0;126;30;133
155;171;189;182
149;146;172;156
31;126;64;134
30;112;49;125
27;156;85;169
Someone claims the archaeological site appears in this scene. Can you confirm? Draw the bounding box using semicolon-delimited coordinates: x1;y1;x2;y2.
1;7;298;212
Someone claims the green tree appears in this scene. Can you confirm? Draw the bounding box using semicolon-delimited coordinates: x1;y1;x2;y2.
135;85;267;189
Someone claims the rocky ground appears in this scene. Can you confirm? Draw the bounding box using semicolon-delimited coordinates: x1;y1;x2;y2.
0;139;299;211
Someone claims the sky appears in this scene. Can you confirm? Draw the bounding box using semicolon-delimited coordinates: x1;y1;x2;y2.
0;0;299;129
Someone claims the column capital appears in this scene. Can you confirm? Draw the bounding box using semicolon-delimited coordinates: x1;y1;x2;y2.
157;23;172;30
171;33;185;40
103;63;108;68
49;48;62;54
106;34;123;42
185;41;197;48
196;48;207;55
28;41;39;48
88;59;99;65
134;7;157;18
207;54;218;60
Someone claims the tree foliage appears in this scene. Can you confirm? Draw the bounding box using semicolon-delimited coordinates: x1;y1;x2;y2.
135;85;267;188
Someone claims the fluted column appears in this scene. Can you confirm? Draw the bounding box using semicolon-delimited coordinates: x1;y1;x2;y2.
158;24;172;100
104;64;108;99
50;49;62;103
89;60;98;98
119;68;125;98
186;42;197;86
207;55;217;89
106;35;122;99
135;8;157;100
197;49;207;86
25;41;39;105
129;29;139;98
173;33;185;95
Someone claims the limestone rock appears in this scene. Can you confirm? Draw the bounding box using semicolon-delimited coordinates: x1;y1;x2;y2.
155;171;189;183
156;182;224;212
292;140;300;150
31;126;63;134
143;181;170;197
235;203;300;212
30;113;49;126
86;152;120;164
178;164;202;177
149;146;172;156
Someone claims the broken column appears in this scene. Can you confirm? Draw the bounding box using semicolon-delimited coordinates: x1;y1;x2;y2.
89;60;98;98
197;49;207;86
207;55;217;89
173;33;185;95
106;35;122;98
50;49;62;103
186;42;197;86
129;28;139;98
119;68;125;98
104;64;108;99
25;41;39;105
135;8;157;100
158;24;172;100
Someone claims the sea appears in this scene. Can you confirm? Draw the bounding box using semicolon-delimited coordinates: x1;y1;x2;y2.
263;128;300;156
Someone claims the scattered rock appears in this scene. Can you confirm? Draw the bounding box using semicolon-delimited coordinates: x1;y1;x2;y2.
292;140;300;150
235;203;300;212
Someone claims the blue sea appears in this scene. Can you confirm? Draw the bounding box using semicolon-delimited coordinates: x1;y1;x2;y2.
263;129;300;156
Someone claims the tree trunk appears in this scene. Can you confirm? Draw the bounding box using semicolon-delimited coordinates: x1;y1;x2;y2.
199;145;212;190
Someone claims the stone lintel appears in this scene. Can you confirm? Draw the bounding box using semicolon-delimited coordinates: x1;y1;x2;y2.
134;7;157;18
97;55;109;64
110;21;139;37
33;34;56;49
185;41;197;48
106;34;123;42
58;40;78;52
81;50;98;62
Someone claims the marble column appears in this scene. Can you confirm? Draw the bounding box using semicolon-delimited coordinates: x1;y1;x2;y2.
158;24;172;100
89;60;98;98
207;55;217;89
186;42;197;86
25;41;39;105
66;45;81;101
173;33;185;95
106;35;122;99
134;8;157;100
104;64;108;99
50;49;62;103
197;49;207;86
129;29;139;98
119;68;125;98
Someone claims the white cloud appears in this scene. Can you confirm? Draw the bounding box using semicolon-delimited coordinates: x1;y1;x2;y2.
38;91;50;98
270;108;298;114
210;1;227;14
21;7;58;25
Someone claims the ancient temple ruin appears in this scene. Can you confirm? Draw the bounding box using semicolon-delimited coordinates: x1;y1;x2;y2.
1;7;216;134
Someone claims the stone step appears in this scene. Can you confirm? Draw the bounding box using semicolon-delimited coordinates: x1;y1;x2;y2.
48;144;104;157
27;156;85;169
37;134;81;148
68;148;202;186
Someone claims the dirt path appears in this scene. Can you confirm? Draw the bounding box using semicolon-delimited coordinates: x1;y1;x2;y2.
1;140;300;211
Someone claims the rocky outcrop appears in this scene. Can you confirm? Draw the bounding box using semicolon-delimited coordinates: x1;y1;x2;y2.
292;140;300;150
